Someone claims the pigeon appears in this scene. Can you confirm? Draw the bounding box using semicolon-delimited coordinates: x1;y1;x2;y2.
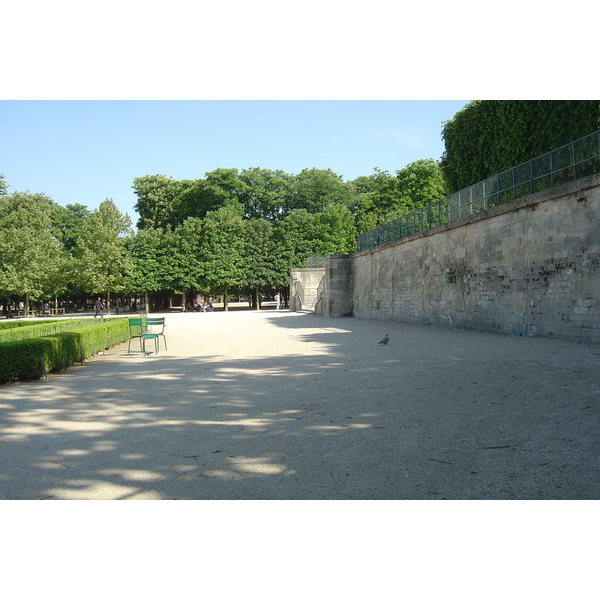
378;334;389;345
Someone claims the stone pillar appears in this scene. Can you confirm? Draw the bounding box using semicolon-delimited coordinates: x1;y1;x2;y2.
323;254;354;317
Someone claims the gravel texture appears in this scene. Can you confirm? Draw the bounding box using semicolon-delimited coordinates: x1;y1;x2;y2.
1;308;598;500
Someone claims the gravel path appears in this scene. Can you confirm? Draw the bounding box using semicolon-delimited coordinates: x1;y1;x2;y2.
1;309;598;500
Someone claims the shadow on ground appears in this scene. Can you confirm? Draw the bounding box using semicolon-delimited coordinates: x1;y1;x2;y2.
1;312;598;499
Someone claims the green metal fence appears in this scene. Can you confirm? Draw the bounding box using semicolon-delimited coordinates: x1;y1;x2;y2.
357;129;600;252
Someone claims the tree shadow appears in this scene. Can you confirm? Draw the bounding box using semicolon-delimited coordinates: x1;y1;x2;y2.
1;313;598;500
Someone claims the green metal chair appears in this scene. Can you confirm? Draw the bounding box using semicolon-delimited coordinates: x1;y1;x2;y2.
146;317;167;352
128;318;144;354
128;317;159;355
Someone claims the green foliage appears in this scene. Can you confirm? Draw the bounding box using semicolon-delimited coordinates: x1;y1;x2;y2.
0;174;7;196
0;317;104;342
0;191;64;305
126;228;165;295
274;209;321;275
313;204;357;255
161;218;204;298
238;167;293;221
395;159;448;209
0;318;129;383
271;205;356;287
198;205;245;302
72;199;133;297
51;203;92;252
241;219;278;293
351;161;448;234
440;100;600;192
133;169;249;230
0;319;62;331
286;168;354;213
132;174;186;230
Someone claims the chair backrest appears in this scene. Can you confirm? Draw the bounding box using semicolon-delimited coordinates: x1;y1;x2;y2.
129;317;145;336
146;317;165;333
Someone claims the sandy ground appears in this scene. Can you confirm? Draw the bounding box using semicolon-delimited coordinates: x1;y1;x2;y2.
0;308;598;500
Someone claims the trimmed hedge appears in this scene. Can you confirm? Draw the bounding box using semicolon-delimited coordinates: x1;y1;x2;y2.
0;318;121;342
0;318;131;383
440;100;600;193
0;320;62;331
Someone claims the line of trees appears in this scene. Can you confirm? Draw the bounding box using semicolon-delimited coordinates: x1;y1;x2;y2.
0;160;447;313
3;100;596;313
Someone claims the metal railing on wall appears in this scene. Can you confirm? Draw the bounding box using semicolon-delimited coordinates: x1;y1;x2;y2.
357;129;600;252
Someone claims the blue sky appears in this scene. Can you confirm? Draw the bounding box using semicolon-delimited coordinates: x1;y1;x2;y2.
2;4;593;228
0;100;468;221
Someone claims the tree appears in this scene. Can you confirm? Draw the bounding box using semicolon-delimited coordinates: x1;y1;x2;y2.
126;228;166;312
132;174;185;230
198;204;245;310
241;219;278;308
351;168;403;233
199;168;246;211
238;167;292;221
395;159;448;210
272;209;322;291
272;206;355;290
161;218;204;311
51;203;92;252
0;192;64;312
286;168;354;213
313;204;357;255
351;162;447;234
72;199;133;311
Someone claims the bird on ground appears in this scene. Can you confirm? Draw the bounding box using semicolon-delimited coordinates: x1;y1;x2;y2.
378;334;389;345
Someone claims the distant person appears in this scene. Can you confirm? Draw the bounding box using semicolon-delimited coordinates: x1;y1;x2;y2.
94;297;104;318
275;292;281;310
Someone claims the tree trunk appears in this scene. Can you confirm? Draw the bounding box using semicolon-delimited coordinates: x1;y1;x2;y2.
254;287;260;310
24;292;29;314
224;285;229;311
144;290;150;316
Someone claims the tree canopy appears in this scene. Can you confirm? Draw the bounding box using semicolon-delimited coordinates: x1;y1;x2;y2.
0;192;64;311
440;100;600;192
71;199;133;304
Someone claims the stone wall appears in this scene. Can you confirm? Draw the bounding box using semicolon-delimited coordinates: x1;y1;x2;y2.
351;174;600;342
321;254;353;317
